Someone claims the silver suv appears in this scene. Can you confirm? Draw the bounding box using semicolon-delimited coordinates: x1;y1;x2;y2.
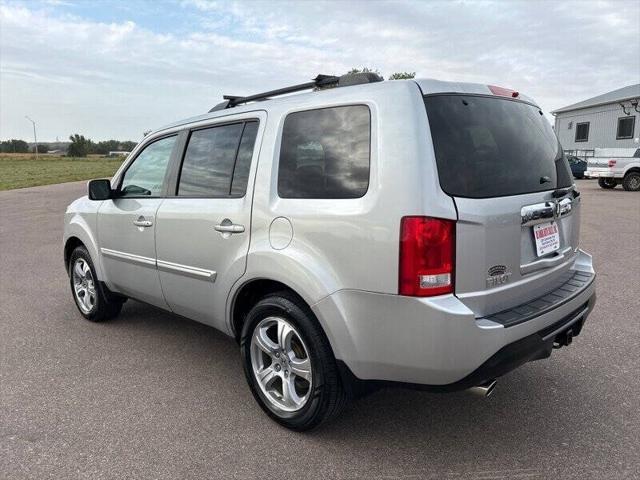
63;74;596;430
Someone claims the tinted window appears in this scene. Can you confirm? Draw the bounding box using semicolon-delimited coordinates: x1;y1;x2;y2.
231;122;259;196
424;95;570;199
178;123;244;196
617;116;635;139
278;105;370;198
120;135;176;197
575;122;589;142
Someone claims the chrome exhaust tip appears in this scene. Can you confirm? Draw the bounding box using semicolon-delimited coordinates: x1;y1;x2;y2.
468;380;497;398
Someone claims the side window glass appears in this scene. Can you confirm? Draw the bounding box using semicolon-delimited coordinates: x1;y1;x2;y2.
231;121;259;196
178;123;244;196
120;135;176;197
278;105;371;199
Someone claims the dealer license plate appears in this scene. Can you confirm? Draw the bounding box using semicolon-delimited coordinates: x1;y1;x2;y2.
533;221;560;257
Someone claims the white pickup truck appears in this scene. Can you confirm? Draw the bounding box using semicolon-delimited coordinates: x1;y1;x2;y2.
586;147;640;191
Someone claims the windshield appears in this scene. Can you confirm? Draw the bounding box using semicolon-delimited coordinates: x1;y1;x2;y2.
424;94;571;198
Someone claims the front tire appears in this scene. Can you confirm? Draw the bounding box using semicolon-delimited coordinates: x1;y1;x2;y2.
598;177;617;189
68;246;124;322
240;292;347;431
622;172;640;191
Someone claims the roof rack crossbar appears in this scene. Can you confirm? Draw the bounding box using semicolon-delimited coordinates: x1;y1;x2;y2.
208;73;382;112
210;75;339;112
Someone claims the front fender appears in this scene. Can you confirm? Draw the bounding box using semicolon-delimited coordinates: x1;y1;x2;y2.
63;198;104;281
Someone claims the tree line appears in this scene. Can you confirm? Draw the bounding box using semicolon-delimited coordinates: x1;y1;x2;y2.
347;68;415;80
0;136;137;156
66;134;137;157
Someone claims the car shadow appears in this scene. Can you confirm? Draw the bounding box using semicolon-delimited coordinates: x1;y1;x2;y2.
105;298;609;460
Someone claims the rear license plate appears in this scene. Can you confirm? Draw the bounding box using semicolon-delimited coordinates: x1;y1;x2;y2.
533;221;560;257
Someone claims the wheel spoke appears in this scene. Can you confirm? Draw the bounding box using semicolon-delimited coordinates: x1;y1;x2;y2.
281;374;302;407
254;327;278;355
277;320;293;350
81;289;91;309
289;357;311;382
74;261;84;279
82;260;90;276
257;366;277;389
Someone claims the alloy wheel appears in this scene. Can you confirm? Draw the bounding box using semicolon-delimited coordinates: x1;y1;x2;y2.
72;258;96;314
250;316;313;412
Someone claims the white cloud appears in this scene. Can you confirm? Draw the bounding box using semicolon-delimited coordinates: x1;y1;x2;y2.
1;0;639;141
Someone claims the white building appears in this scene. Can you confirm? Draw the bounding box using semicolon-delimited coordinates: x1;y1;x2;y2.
551;84;639;158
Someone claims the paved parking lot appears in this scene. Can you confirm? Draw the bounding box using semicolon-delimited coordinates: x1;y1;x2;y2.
1;180;639;479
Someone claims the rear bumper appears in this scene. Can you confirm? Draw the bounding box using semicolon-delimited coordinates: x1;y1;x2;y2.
586;168;622;178
312;249;596;387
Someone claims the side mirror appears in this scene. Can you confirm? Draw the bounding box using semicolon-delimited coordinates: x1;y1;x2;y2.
88;179;112;200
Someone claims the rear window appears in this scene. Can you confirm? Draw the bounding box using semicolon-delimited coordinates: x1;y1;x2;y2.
424;95;571;198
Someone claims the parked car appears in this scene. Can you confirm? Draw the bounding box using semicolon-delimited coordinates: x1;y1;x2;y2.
567;155;587;179
586;147;640;191
63;74;596;430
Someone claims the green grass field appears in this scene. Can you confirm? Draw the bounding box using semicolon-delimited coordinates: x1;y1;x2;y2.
0;154;125;190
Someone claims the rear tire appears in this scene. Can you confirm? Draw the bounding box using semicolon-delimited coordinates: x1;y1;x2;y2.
240;292;348;431
598;178;617;189
622;172;640;191
68;246;124;322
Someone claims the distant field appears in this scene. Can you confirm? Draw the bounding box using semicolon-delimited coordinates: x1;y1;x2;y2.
0;154;124;190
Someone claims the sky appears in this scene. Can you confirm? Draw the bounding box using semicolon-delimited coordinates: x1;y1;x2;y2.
1;0;639;142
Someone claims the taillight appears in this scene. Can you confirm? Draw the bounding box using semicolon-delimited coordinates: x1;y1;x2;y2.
608;159;617;168
488;85;519;98
399;217;455;297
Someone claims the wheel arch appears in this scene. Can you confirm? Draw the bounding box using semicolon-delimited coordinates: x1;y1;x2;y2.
229;278;312;342
64;236;85;271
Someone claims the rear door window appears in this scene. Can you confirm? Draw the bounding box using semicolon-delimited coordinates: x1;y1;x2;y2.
424;95;571;198
178;121;258;197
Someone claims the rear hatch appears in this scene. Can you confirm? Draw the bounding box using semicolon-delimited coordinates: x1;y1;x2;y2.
424;93;579;317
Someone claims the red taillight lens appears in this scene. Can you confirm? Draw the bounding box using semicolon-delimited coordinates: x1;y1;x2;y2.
488;85;519;98
608;159;617;168
399;216;455;297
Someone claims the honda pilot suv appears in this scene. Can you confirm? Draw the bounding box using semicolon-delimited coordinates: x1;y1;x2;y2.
63;73;596;430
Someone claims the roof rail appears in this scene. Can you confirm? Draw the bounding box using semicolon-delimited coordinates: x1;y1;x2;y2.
209;72;383;112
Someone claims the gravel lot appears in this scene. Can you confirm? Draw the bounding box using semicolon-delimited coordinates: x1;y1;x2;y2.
1;179;639;479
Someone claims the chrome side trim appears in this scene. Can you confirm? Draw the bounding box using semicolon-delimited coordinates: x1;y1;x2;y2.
157;259;217;282
100;248;156;267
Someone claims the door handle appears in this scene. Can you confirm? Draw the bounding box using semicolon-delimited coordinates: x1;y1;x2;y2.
214;221;245;234
133;217;153;227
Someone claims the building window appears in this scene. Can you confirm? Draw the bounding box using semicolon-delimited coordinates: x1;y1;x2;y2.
575;122;589;142
617;116;635;140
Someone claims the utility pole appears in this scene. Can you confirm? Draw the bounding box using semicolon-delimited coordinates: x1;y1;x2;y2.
25;116;38;159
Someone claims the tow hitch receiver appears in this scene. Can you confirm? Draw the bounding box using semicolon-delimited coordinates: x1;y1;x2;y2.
553;320;583;349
